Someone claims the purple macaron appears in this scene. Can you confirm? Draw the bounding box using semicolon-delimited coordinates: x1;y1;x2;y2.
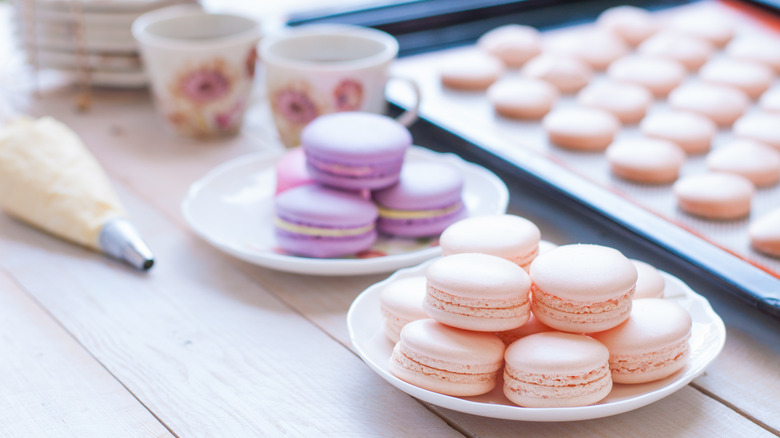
274;184;378;258
301;112;412;190
372;161;467;237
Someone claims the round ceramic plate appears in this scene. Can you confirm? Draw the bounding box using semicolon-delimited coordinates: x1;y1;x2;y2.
27;49;142;71
181;146;510;276
347;260;726;422
27;0;197;14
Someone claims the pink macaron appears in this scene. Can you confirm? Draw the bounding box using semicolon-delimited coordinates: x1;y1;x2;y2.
379;276;428;344
371;161;466;237
503;332;612;407
425;253;532;331
301;112;411;190
389;319;505;396
439;214;541;270
495;313;553;346
274;147;315;195
592;299;692;384
529;244;637;333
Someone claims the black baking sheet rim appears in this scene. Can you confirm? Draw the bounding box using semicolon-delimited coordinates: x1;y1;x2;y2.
289;0;780;318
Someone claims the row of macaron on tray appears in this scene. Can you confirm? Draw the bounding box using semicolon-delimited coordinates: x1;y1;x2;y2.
432;4;780;258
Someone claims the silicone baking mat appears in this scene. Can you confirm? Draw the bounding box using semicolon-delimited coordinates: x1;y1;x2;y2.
385;1;780;314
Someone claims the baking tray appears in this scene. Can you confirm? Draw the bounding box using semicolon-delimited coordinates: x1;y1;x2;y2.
290;0;780;319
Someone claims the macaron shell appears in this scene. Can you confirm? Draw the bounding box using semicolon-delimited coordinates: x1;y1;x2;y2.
522;54;593;93
440;51;505;90
530;244;637;300
749;207;780;257
439;214;542;268
301;112;410;190
425;253;532;331
495;313;553;345
389;319;505;396
733;113;780;150
373;161;464;210
544;29;629;70
673;172;755;220
637;32;715;71
705;139;780;187
274;185;378;258
577;81;653;124
668;83;750;127
274;147;315;195
699;58;774;99
640;110;717;154
477;24;542;67
596;5;658;46
592;299;692;384
543;107;621;151
488;78;559;119
606;55;687;97
606;137;686;184
380;276;429;343
275;185;378;227
631;259;665;299
503;332;612;407
301;112;411;162
530;244;636;333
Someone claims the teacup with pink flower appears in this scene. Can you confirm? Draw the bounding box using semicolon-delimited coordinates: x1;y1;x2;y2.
133;5;261;138
261;24;420;147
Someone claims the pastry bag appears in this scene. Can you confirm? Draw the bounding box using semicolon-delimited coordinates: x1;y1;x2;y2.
0;117;154;270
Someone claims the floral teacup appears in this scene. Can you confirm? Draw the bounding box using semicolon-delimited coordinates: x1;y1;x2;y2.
260;24;420;147
132;5;261;138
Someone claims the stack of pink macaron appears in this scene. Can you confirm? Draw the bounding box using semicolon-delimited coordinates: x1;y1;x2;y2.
383;213;693;408
273;112;467;258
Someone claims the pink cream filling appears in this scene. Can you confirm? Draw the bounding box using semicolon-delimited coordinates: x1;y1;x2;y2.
426;285;529;317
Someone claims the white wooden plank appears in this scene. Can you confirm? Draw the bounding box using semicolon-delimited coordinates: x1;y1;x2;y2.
429;386;776;438
0;187;462;437
0;270;172;438
23;85;780;436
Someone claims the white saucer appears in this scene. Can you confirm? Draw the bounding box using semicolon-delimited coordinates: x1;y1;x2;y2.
23;0;197;14
181;146;510;276
28;49;142;71
348;260;726;422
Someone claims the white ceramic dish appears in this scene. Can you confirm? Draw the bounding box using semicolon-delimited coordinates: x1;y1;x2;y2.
347;260;727;422
181;146;510;276
27;49;142;71
49;69;147;88
20;0;197;14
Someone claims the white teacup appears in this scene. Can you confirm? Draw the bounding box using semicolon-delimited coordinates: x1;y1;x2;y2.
132;6;262;138
260;24;420;147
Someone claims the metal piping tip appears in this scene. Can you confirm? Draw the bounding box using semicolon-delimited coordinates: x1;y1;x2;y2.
98;218;155;271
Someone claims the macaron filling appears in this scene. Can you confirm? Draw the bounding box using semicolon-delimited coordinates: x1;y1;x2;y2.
609;337;690;382
504;362;612;401
425;284;529;318
531;283;634;323
305;153;405;180
274;217;375;237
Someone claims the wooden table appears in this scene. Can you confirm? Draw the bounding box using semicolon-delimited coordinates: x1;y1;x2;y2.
1;3;779;437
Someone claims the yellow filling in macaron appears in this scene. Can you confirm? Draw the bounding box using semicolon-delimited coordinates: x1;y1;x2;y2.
274;218;374;237
378;203;462;220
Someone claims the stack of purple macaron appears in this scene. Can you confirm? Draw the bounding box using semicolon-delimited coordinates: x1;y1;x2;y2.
273;112;468;258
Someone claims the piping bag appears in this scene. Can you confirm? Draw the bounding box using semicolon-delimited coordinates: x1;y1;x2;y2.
0;117;154;270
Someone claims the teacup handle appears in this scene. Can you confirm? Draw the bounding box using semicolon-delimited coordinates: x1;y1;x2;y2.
388;74;421;127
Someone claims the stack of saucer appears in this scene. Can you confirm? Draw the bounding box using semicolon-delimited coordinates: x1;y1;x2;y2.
11;0;198;88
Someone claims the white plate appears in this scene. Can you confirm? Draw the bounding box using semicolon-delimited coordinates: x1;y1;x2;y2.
347;260;726;422
26;49;142;71
181;146;510;276
18;0;197;14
